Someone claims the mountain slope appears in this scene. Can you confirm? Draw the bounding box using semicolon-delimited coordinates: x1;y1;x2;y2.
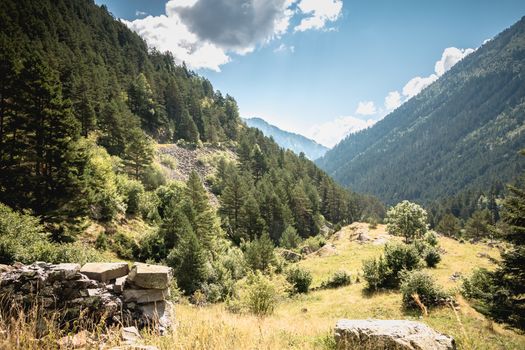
317;16;525;205
244;117;328;160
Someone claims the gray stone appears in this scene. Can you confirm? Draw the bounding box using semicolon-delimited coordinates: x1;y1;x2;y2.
50;263;81;280
80;262;129;282
123;288;170;304
121;326;141;342
127;263;172;289
280;249;302;262
115;276;127;293
137;301;173;333
334;319;455;350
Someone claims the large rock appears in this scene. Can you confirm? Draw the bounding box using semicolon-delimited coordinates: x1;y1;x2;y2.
334;319;455;350
127;263;172;289
137;301;173;333
123;288;170;304
80;263;129;282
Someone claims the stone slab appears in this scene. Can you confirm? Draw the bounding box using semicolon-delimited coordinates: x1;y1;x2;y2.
123;288;170;304
127;263;172;289
80;262;129;282
334;319;455;350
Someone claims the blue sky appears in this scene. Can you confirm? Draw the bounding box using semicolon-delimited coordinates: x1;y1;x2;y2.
96;0;525;147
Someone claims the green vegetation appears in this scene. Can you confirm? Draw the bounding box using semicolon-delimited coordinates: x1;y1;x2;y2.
317;16;525;206
386;200;429;243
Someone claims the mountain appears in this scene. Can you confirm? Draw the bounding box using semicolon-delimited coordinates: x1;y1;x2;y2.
244;117;329;160
0;0;378;249
317;16;525;205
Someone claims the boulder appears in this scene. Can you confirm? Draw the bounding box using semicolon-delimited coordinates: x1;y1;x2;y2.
127;263;172;289
334;319;455;350
121;326;141;343
280;249;302;262
80;263;129;282
123;288;170;304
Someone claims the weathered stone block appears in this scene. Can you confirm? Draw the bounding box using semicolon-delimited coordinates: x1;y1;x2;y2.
114;276;127;293
80;262;129;282
123;288;170;304
334;319;455;350
127;263;172;289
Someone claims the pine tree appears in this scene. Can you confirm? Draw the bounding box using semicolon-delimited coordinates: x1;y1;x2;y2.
167;229;208;295
436;213;462;237
219;170;249;243
122;127;154;179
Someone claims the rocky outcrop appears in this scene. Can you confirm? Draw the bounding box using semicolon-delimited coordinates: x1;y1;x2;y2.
334;319;455;350
0;262;174;335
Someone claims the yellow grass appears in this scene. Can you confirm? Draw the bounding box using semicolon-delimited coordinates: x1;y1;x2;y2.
143;224;524;350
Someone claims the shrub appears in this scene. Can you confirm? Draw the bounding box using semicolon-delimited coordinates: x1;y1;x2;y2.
461;268;496;302
111;233;139;260
117;175;145;215
243;232;276;271
424;247;441;268
400;270;449;310
160;154;177;170
424;231;439;247
279;226;302;250
286;267;312;294
141;164;166;190
227;271;280;316
362;242;422;290
300;235;326;253
320;270;352;289
362;256;391;290
0;203;50;264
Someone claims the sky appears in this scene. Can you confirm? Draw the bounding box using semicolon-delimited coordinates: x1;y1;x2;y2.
96;0;525;147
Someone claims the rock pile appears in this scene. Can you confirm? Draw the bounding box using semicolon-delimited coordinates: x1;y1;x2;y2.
334;319;456;350
0;261;173;334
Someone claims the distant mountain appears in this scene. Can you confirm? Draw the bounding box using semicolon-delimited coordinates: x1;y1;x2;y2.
244;117;329;160
317;16;525;205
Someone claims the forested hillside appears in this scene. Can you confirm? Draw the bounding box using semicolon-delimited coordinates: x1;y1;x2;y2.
244;117;328;160
0;0;385;283
317;16;525;206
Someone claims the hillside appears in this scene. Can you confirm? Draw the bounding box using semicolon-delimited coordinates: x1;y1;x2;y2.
139;223;525;350
317;16;525;205
245;117;329;160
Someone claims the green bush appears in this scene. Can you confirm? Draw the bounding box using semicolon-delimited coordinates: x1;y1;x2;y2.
461;268;495;302
424;247;442;268
243;232;276;271
111;233;139;260
279;226;302;250
362;256;391;290
320;270;352;289
117;175;145;215
0;203;50;264
300;235;326;253
400;270;449;310
286;267;312;294
227;271;280;316
362;242;422;290
141;164;167;190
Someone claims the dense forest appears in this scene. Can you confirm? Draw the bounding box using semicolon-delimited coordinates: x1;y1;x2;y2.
0;0;385;300
317;16;525;207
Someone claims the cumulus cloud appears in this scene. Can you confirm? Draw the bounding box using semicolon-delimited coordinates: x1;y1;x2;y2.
384;91;402;111
307;116;375;148
135;10;148;17
123;0;342;71
355;101;377;116
295;0;343;32
401;46;474;99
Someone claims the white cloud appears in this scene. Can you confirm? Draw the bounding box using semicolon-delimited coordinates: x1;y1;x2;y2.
434;47;475;76
295;0;343;32
307;116;375;148
400;46;474;99
355;101;377;116
123;0;341;71
384;91;402;111
135;10;148;17
274;43;295;53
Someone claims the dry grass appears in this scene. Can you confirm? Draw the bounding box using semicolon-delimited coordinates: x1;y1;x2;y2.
142;224;524;350
2;224;523;349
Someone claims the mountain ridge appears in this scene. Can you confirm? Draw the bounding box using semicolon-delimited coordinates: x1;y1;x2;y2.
317;16;525;205
244;117;328;160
